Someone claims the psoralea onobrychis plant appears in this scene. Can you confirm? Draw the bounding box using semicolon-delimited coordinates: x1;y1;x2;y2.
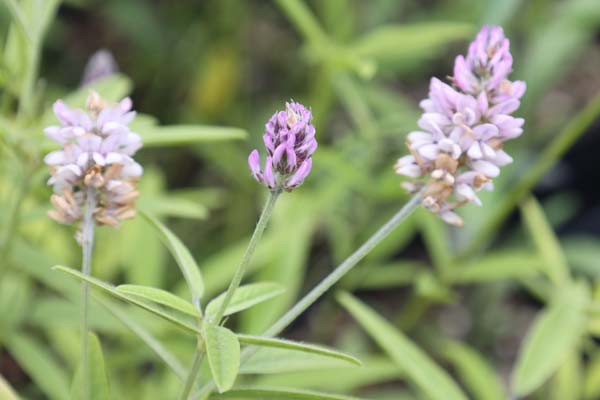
35;25;536;400
44;91;142;399
395;25;526;226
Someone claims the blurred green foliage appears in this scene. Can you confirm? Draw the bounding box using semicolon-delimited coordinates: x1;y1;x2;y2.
1;0;600;399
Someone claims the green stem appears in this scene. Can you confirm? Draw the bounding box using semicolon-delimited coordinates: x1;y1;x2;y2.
263;193;421;337
179;348;205;400
80;189;96;400
190;193;422;400
211;189;281;324
182;189;280;399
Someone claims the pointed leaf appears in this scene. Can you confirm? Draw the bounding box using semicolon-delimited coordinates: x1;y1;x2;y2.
520;197;570;285
512;282;589;396
141;212;204;301
203;323;240;393
71;333;110;400
7;334;70;400
337;292;468;400
96;297;186;381
139;125;247;147
115;284;199;317
53;266;201;335
237;334;361;367
211;387;363;399
206;282;285;319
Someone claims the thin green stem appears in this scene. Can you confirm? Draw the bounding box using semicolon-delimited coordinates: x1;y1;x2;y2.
263;193;421;337
182;189;280;399
211;189;281;324
179;348;205;400
190;193;422;400
80;189;96;400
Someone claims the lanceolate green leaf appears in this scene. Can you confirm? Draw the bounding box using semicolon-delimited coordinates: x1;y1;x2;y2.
236;334;361;367
141;212;205;301
438;340;505;400
71;333;110;400
53;266;201;335
210;387;362;399
206;282;285;319
520;197;570;285
139;125;247;147
95;297;187;381
336;292;468;400
7;334;70;400
115;284;200;317
203;323;241;393
512;282;589;396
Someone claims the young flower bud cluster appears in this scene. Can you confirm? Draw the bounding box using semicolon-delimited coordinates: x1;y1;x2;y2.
248;101;317;192
44;92;143;229
395;25;526;226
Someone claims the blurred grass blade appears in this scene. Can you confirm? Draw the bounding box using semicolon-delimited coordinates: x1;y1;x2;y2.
450;251;542;283
71;333;110;400
139;194;209;220
549;352;582;400
273;0;329;45
96;297;186;381
512;282;589;396
419;210;452;277
206;282;285;319
203;323;240;393
520;197;570;285
337;291;468;400
210;387;363;399
139;125;247;147
237;334;361;367
7;334;70;400
115;284;200;317
141;212;204;302
53;266;201;335
349;22;474;67
438;340;506;400
0;374;19;400
3;0;32;41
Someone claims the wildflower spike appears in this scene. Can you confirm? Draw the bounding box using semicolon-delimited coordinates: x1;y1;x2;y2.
395;25;526;226
248;101;317;192
45;91;143;231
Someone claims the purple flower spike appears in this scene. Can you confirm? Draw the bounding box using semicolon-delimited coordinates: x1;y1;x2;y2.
248;101;317;192
45;91;143;229
395;25;526;227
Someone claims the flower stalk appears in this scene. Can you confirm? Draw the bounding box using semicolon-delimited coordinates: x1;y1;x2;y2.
80;188;97;400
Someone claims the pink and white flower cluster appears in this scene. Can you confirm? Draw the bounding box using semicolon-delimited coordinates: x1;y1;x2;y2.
395;25;526;226
44;92;143;228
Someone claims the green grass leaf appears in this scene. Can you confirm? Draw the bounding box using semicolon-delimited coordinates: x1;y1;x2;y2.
512;282;589;396
141;212;205;301
203;323;241;393
450;251;542;283
139;125;247;147
210;386;363;399
95;297;186;381
7;334;70;400
71;332;110;400
115;284;200;317
206;282;285;319
438;340;506;400
236;334;361;367
520;196;570;285
53;266;201;335
336;291;468;400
